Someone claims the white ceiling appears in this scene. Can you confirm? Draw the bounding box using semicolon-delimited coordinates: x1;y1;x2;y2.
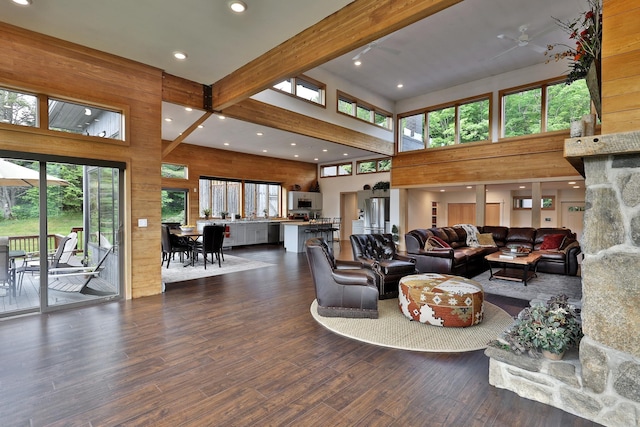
1;0;586;187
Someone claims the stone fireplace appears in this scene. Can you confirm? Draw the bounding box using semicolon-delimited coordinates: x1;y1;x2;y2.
485;130;640;426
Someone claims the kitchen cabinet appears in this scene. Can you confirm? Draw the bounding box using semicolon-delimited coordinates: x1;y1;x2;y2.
289;191;322;210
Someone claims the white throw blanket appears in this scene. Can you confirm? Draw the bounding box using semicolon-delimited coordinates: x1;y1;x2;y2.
455;224;480;247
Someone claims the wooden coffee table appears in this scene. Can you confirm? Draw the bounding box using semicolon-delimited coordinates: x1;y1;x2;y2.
484;251;541;286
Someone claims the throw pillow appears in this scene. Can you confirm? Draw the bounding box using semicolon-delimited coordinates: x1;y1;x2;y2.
477;233;497;247
540;234;565;250
426;235;451;249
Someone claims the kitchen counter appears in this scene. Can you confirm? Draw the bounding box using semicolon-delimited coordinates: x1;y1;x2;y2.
283;221;334;253
196;219;291;247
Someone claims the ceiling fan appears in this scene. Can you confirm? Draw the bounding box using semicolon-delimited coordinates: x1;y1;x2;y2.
352;35;401;63
490;25;548;60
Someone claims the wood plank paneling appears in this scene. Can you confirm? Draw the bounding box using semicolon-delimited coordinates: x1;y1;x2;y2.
162;73;205;108
0;22;164;299
601;0;640;134
393;133;580;187
222;99;394;155
162;143;317;223
211;0;462;110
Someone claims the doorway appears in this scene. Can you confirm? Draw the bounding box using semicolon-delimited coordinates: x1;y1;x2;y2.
0;156;123;317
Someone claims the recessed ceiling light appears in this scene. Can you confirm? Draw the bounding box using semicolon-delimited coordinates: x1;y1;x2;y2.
229;1;247;13
291;143;296;146
12;0;31;5
573;185;580;189
185;107;192;112
568;181;576;185
466;186;472;189
256;132;263;136
262;149;267;153
173;51;188;60
354;60;362;66
519;185;526;189
294;154;299;158
322;149;328;152
197;125;204;129
218;115;225;119
223;142;230;146
343;153;348;156
440;189;446;192
314;158;318;161
164;117;172;122
397;83;404;88
84;108;92;116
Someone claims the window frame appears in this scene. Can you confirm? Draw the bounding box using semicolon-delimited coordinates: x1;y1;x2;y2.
356;158;392;174
513;195;556;210
320;162;353;178
499;76;592;139
397;93;491;152
336;90;393;131
271;74;326;107
161;163;188;179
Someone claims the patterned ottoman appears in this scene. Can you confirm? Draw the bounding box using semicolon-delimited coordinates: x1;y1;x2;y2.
398;273;484;327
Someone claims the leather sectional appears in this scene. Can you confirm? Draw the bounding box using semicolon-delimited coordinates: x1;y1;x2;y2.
404;226;582;278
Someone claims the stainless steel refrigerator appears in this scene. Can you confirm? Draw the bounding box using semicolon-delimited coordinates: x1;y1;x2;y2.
364;197;390;234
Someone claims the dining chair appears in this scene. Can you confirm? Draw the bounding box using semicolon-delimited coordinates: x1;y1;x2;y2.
195;225;225;269
161;225;192;268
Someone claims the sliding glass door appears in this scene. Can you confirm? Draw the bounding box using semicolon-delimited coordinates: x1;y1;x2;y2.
0;154;124;317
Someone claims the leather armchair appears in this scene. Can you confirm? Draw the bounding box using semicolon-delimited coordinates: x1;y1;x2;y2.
350;233;417;299
305;237;379;318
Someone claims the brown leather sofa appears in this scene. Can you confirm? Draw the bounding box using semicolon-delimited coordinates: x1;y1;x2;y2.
305;237;379;318
405;226;581;278
350;233;417;299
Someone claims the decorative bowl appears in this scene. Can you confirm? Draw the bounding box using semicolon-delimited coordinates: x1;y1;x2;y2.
180;226;195;232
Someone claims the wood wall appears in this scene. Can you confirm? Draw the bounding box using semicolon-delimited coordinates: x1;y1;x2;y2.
601;0;640;134
392;132;580;187
0;22;164;298
161;143;317;222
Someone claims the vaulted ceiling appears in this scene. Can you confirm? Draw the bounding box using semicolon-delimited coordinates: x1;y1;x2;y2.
2;0;585;165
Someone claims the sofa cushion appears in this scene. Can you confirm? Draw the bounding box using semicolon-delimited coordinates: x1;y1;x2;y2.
477;233;497;247
378;259;417;275
540;234;565;250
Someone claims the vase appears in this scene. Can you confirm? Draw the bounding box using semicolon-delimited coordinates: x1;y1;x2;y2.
586;59;602;120
542;349;565;360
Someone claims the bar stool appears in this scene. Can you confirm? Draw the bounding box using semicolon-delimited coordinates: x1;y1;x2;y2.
331;217;341;246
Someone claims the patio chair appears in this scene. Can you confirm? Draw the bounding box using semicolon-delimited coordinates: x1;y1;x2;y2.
0;236;15;300
18;232;78;291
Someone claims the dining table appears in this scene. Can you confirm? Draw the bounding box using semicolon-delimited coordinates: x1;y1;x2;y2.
170;229;202;267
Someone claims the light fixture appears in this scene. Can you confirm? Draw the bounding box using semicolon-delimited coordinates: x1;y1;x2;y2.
322;149;328;152
343;153;348;156
314;158;318;161
223;142;230;146
12;0;32;5
229;1;247;13
568;181;576;185
440;189;446;192
291;142;296;146
218;115;225;119
185;107;192;112
397;83;404;88
354;60;362;66
197;125;204;129
84;108;92;116
294;154;299;158
164;117;172;122
173;51;187;60
256;132;263;136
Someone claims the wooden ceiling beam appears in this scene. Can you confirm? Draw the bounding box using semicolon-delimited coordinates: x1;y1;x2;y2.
211;0;462;110
222;98;394;156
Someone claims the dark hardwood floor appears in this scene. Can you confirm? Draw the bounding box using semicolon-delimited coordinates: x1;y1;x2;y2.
0;243;600;426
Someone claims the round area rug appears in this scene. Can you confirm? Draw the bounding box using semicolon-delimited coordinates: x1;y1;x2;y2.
310;299;514;353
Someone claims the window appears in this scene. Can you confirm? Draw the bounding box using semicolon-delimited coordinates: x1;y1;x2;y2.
272;75;325;106
321;163;352;178
357;158;392;174
199;178;281;218
428;106;455;147
337;91;392;130
399;113;425;152
162;188;188;224
398;95;490;152
0;87;37;127
48;98;124;140
513;196;555;210
546;80;591;131
501;78;591;138
161;163;187;179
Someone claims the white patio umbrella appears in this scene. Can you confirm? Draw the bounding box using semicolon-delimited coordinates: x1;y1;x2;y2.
0;159;68;187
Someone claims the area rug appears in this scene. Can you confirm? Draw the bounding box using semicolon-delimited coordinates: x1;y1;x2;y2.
310;299;514;353
471;270;582;305
162;254;273;284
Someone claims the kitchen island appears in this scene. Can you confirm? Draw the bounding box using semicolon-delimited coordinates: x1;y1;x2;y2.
196;219;288;248
283;221;334;253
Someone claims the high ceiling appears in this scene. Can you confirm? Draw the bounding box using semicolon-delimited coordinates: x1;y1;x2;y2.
2;0;586;166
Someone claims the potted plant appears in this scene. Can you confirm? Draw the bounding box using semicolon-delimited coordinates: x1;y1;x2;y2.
372;181;390;192
391;224;400;246
220;211;228;220
263;209;268;218
498;294;583;359
202;208;211;219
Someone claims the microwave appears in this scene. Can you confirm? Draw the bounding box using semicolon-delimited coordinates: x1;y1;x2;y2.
297;199;312;208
